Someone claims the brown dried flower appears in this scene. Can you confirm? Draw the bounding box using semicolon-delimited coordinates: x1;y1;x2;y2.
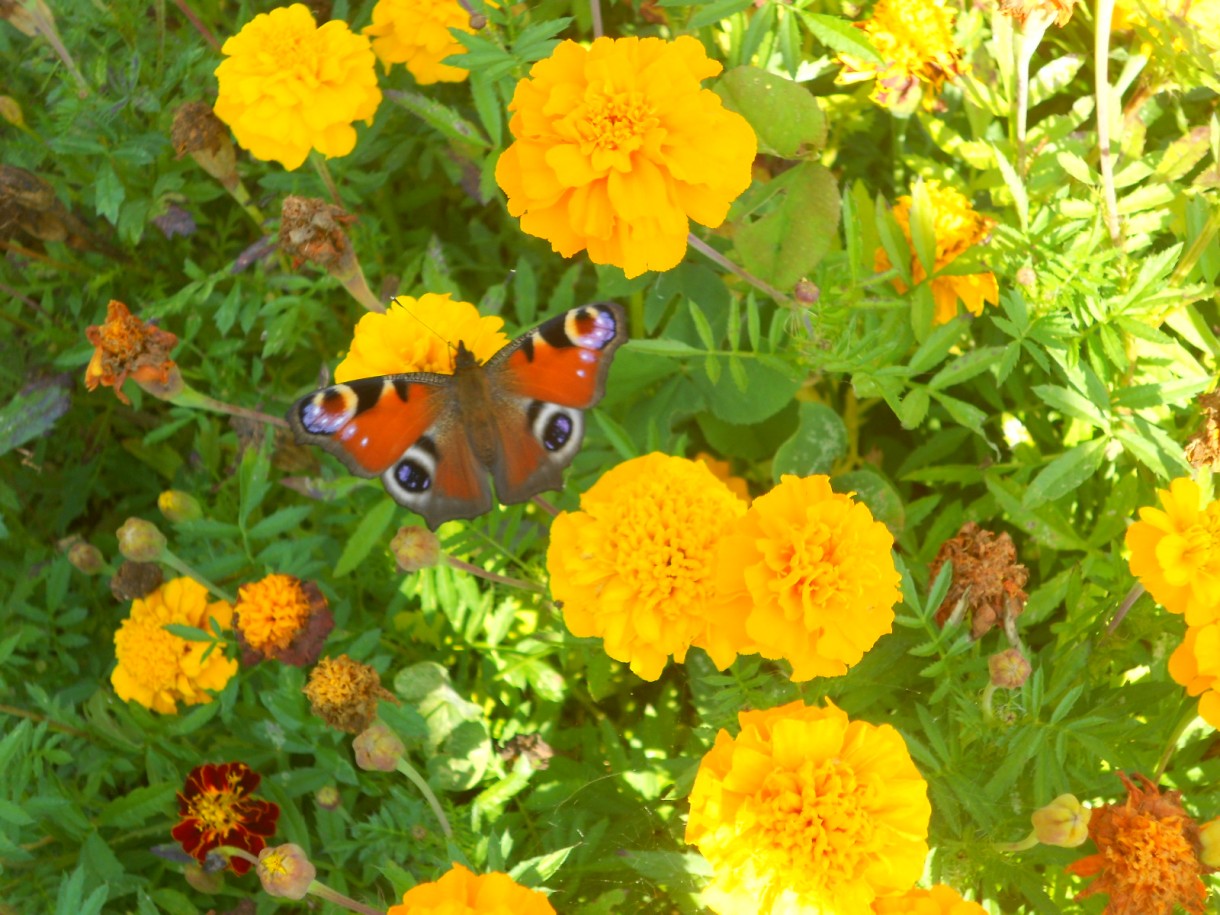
1066;772;1214;915
84;300;180;405
931;521;1028;638
109;560;164;602
1185;391;1220;471
171;102;238;192
499;734;555;771
303;655;394;734
279;195;358;275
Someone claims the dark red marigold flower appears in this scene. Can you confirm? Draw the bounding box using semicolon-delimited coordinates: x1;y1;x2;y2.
171;762;280;875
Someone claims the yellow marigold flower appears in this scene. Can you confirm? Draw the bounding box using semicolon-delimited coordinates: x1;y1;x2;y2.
213;4;382;171
1066;772;1211;915
547;454;747;681
872;884;986;914
1168;621;1220;728
837;0;964;112
1200;817;1220;868
707;474;900;681
694;452;750;504
495;36;757;279
685;700;931;914
364;0;473;85
334;293;508;383
111;577;238;714
304;654;394;733
387;862;556;915
876;181;998;326
1127;477;1220;625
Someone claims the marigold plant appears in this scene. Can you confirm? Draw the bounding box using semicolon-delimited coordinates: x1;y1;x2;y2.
110;577;237;714
685;699;931;914
1126;477;1220;624
386;862;556;914
495;35;756;278
171;762;280;875
547;453;747;681
876;181;999;326
335;293;508;382
364;0;473;85
707;474;900;680
213;4;381;170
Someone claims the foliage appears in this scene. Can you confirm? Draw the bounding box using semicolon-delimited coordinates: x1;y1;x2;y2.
2;0;1220;912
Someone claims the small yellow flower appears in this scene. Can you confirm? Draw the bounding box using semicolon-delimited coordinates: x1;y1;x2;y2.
707;474;900;681
334;293;508;383
213;4;381;170
837;0;963;112
303;655;393;733
996;0;1081;27
1031;794;1090;848
876;181;999;326
111;578;238;714
1127;477;1220;625
386;862;557;915
685;700;931;914
872;884;987;914
1168;621;1220;728
496;36;757;279
546;454;747;681
364;0;473;85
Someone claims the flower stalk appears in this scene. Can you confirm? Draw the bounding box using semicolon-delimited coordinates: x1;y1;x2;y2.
1094;0;1121;243
221;847;385;915
396;756;453;838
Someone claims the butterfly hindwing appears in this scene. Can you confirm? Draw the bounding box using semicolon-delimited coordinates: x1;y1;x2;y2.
379;420;493;530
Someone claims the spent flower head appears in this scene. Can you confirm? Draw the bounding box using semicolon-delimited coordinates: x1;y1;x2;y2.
85;300;180;405
496;36;756;278
304;654;394;733
932;522;1028;638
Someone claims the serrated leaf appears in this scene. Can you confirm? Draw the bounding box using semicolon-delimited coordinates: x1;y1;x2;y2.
798;12;882;62
773;402;848;479
334;498;397;577
386;90;489;148
1024;438;1108;508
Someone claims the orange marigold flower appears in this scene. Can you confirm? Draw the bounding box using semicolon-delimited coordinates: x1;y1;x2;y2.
685;700;931;914
304;654;394;733
334;293;508;383
1168;620;1220;728
234;573;333;667
111;577;238;714
707;474;900;681
836;0;963;112
931;521;1028;638
171;762;280;876
85;300;179;405
364;0;474;85
387;862;556;915
546;453;747;681
694;452;750;504
872;884;986;914
1127;477;1220;624
495;36;757;279
1066;772;1213;915
876;181;999;326
213;4;381;171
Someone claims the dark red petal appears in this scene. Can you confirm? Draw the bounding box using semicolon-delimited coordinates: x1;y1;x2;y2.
171;820;204;860
231;763;260;794
224;827;266;875
240;800;280;837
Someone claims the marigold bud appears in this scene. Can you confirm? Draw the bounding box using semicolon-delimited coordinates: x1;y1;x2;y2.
410;824;428;842
353;721;404;772
116;517;166;562
390;525;441;572
315;785;342;811
134;362;185;401
1200;817;1220;868
158;490;203;523
171;102;238;191
0;96;23;128
256;843;316;900
182;861;224;894
988;648;1031;688
793;279;820;304
67;541;104;575
1016;265;1036;287
1031;794;1089;848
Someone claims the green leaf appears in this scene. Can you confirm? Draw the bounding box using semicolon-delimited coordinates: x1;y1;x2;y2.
334;498;397;577
991;144;1029;231
833;468;905;535
683;0;752;29
928;346;1004;390
798;12;882;62
693;356;802;424
94;164;125;224
0;381;71;457
908;179;938;281
386;90;489;148
717;67;826;157
772;402;848;479
626;338;703;358
736;162;840;289
1032;384;1110;430
1023;438;1108;508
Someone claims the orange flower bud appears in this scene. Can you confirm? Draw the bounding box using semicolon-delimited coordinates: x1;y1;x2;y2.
116;518;166;563
353;721;404;772
1031;794;1089;848
256;843;316;900
390;525;441;572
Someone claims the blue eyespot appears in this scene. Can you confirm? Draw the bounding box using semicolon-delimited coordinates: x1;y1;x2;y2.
396;459;432;492
543;413;573;451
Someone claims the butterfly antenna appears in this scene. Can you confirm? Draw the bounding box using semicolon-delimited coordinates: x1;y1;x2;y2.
393;304;460;369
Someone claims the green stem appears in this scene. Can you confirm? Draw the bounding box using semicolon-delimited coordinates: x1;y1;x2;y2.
161;548;235;603
1153;707;1197;780
310;153;343;206
447;556;544;593
396;757;454;838
687;234;789;304
1095;0;1121;244
169;384;290;429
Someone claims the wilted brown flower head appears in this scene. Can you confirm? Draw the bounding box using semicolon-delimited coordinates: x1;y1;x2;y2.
1066;772;1213;915
303;655;393;733
84;300;179;405
931;521;1028;638
0;164;70;243
279;195;358;274
109;560;164;602
171;102;238;190
499;733;555;770
1185;391;1220;471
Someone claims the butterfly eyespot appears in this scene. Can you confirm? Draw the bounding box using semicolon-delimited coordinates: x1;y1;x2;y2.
395;459;432;492
542;413;574;452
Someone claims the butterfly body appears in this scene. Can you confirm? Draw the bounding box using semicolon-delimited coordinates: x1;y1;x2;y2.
288;303;627;529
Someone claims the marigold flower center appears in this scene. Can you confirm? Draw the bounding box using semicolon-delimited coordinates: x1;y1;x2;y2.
578;91;658;154
237;575;312;653
1177;509;1220;572
607;485;715;609
186;786;245;835
115;620;183;688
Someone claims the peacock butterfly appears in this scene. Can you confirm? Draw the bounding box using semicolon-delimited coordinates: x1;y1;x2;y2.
287;302;628;529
